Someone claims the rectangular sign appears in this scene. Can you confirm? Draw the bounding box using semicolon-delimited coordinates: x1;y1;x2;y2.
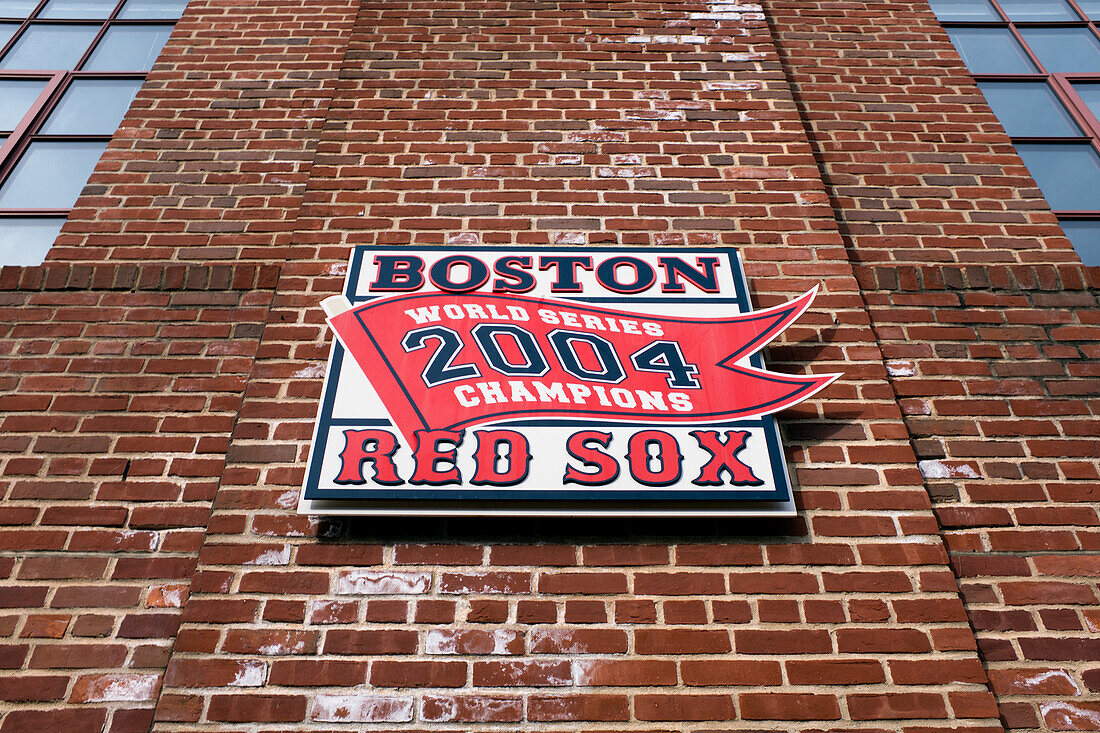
299;247;832;516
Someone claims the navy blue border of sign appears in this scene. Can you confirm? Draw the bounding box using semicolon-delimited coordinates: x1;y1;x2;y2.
302;246;794;504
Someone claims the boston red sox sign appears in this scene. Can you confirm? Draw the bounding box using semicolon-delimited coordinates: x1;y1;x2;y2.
299;247;837;516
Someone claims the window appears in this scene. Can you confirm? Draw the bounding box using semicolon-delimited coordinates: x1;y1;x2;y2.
932;0;1100;265
0;0;185;266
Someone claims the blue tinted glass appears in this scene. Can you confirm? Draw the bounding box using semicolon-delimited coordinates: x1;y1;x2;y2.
0;24;99;69
39;0;117;18
946;28;1037;74
0;22;17;47
998;0;1080;20
0;217;64;264
0;21;16;45
1019;28;1100;73
978;81;1081;137
40;78;142;134
927;0;1000;20
0;217;64;265
1073;83;1100;125
118;0;188;18
83;23;172;71
1079;0;1100;20
0;78;47;131
0;1;38;17
0;140;108;208
1059;220;1100;265
1016;143;1100;212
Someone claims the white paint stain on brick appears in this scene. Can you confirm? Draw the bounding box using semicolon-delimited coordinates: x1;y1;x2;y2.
312;695;414;723
425;630;458;655
146;584;187;608
425;629;520;655
886;360;916;376
706;81;761;91
326;261;347;276
118;530;158;551
78;674;159;702
337;570;431;595
229;662;267;687
918;460;980;479
247;546;291;566
258;633;310;655
446;231;479;245
1041;702;1100;728
596;166;656;178
553;232;585;245
572;659;599;685
625;110;684;121
259;640;306;655
292;364;326;379
1020;669;1082;694
723;51;766;61
275;489;298;509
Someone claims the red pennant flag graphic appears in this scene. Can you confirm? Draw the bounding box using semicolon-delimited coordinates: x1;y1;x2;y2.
326;290;839;446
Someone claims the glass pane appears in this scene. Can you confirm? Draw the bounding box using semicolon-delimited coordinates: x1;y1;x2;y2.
0;78;47;131
82;23;172;71
1059;220;1100;265
978;81;1081;137
1015;143;1100;211
997;0;1080;21
0;217;64;265
0;1;38;17
1019;27;1100;73
0;140;108;208
40;78;141;134
39;0;117;18
0;24;99;70
946;28;1037;74
1078;0;1100;20
118;0;188;19
927;0;1000;20
0;21;20;46
1073;83;1100;125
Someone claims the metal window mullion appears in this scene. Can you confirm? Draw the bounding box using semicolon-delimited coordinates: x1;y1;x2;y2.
1004;22;1050;72
1050;74;1100;156
1064;0;1094;21
986;0;1012;22
0;69;65;182
0;0;44;60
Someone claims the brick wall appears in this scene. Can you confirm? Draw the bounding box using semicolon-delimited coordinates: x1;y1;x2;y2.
0;0;1095;731
153;0;998;729
0;0;360;729
0;263;275;731
767;0;1100;729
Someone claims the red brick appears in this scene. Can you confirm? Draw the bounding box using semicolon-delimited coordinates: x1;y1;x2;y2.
636;693;736;721
740;693;841;720
207;694;307;723
848;693;949;720
527;694;629;722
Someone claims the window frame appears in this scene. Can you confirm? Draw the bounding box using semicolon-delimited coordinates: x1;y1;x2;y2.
937;0;1100;259
0;0;181;245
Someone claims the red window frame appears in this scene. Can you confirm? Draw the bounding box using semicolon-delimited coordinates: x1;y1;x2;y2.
939;0;1100;260
0;1;181;234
